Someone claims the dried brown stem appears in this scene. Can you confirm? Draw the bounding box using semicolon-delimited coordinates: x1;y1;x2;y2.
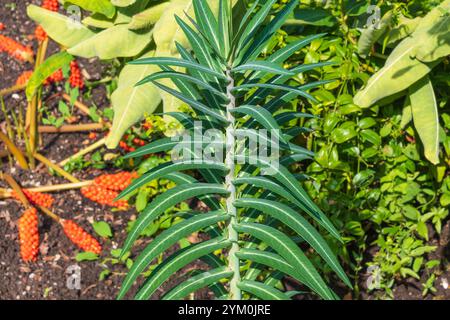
33;152;80;183
38;123;106;133
2;173;31;208
59;137;106;166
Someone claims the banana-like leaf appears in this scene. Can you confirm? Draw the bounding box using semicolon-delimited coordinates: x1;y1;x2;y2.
357;11;393;58
135;238;231;300
111;0;137;7
354;0;449;108
27;5;96;48
238;280;291;300
68;24;153;59
409;77;440;165
64;0;116;18
118;211;229;299
106;52;161;149
128;2;170;30
26;52;74;101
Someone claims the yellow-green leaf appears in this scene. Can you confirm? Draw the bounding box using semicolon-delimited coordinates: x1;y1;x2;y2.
106;51;162;149
27;4;96;48
409;77;440;165
64;0;116;19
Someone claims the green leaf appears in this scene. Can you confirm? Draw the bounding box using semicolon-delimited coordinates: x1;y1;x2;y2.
357;11;393;58
332;127;357;144
92;221;113;239
235;198;351;288
238;280;291;300
111;0;136;7
26;52;74;101
130;57;227;80
105;51;161;149
27;5;95;48
119;161;228;199
65;0;115;18
162;267;233;300
290;7;336;27
409;77;440;164
119;183;228;259
128;2;170;30
118;211;229;299
235;222;335;300
75;252;99;262
233;61;294;76
193;0;221;53
68;25;152;59
135;238;231;300
234;83;316;103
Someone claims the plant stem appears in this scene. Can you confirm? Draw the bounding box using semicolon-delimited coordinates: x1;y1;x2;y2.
0;84;26;98
33;152;80;183
225;69;241;300
59;137;106;166
0;180;93;198
38;123;106;133
2;173;31;208
0;131;29;170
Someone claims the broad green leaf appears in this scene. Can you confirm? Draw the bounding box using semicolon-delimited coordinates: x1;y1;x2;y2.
92;221;113;238
26;52;74;101
135;238;231;300
68;25;152;59
128;2;170;30
105;52;161;149
64;0;116;18
409;77;440;164
119;183;228;259
235;198;351;288
357;11;393;58
118;211;229;299
238;280;290;300
288;7;336;27
162;267;233;300
111;0;136;7
27;5;95;48
235;223;335;300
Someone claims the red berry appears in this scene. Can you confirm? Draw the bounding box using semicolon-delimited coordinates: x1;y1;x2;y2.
18;208;40;262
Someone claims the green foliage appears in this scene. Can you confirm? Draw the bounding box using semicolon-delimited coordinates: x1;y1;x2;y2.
117;0;348;300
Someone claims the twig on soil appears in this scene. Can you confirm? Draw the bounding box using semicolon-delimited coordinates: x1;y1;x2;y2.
59;137;106;166
0;131;29;170
38;123;106;133
0;84;26;98
37;205;61;222
33;152;80;183
61;93;91;116
0;181;94;198
2;173;31;208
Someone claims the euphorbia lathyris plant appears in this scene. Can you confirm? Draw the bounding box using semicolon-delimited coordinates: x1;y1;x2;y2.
117;0;350;300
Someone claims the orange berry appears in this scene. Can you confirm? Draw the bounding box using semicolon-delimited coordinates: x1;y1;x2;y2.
12;189;55;208
42;0;59;12
0;35;34;62
34;25;47;42
93;172;138;192
15;71;33;86
18;207;40;262
81;185;129;209
0;23;5;31
88;132;97;140
61;220;102;254
69;60;84;89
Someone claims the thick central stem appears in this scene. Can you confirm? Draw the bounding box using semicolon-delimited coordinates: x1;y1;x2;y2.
225;69;241;300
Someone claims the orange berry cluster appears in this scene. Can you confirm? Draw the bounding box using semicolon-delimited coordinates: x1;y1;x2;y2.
15;70;33;86
119;135;146;153
18;208;40;262
69;61;84;89
81;185;129;210
42;0;59;12
44;69;64;85
0;35;33;62
12;189;55;208
61;219;102;254
0;23;5;31
94;171;139;192
34;25;47;42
